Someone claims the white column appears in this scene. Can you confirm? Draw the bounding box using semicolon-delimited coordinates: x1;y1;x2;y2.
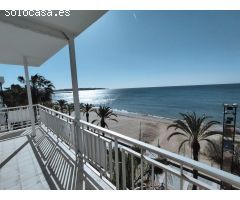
68;37;84;190
23;57;36;137
68;38;81;121
68;37;81;153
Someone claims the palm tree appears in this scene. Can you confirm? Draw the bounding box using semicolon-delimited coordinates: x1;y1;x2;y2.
18;74;55;104
67;103;75;116
57;99;67;113
167;112;221;190
53;104;60;112
81;103;94;123
92;105;118;130
42;101;54;109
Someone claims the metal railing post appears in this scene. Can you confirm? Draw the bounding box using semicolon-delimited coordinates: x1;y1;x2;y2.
140;148;144;190
109;142;113;180
114;138;120;189
165;170;168;190
121;149;126;189
151;164;154;189
131;154;134;190
180;164;184;190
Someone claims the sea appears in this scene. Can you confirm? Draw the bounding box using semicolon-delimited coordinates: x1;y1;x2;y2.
53;83;240;126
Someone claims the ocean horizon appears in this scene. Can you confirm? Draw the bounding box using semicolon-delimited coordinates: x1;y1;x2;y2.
53;83;240;126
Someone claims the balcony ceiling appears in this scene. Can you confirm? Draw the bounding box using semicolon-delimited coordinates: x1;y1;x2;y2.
0;10;107;67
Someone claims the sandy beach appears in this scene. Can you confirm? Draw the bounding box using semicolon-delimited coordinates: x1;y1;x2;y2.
79;110;222;166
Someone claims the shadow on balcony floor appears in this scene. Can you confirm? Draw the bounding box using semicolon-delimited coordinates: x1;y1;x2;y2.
0;134;50;189
0;126;114;190
31;127;77;190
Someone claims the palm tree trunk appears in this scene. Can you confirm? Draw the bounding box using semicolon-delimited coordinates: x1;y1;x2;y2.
100;119;105;128
191;140;200;190
101;119;105;136
86;112;90;130
192;149;199;190
86;113;89;123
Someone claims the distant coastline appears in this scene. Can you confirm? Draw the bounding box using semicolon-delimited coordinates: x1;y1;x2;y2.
53;83;240;126
54;88;106;92
111;82;240;90
53;83;240;92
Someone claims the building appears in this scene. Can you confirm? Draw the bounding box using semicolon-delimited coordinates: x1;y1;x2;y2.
0;11;239;190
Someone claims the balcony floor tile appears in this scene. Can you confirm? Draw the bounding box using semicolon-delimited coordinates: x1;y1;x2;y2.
0;136;50;190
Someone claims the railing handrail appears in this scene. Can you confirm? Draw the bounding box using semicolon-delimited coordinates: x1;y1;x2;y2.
0;104;38;111
77;115;240;188
38;104;74;120
36;104;240;188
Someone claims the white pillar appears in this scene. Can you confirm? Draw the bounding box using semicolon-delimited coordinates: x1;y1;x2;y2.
68;37;84;190
68;37;81;153
68;38;81;121
23;57;36;137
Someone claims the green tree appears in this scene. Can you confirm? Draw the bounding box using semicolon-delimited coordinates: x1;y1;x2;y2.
42;101;54;109
18;74;55;104
3;84;27;106
53;102;60;112
81;103;94;122
167;112;221;190
67;103;75;116
57;99;67;113
92;106;118;129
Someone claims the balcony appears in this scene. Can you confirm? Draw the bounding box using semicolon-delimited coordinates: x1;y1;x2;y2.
0;105;240;190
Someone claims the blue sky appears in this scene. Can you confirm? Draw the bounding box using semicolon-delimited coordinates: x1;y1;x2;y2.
1;10;240;89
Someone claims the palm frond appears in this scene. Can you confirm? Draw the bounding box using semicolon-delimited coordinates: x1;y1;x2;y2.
167;132;188;141
199;120;220;136
105;123;109;129
200;138;218;153
92;105;118;128
200;130;222;140
108;118;118;122
17;76;25;84
178;139;190;153
91;119;98;124
180;112;196;134
168;120;192;135
167;112;221;163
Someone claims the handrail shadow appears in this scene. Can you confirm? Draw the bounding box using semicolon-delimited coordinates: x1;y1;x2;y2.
0;139;29;169
28;128;78;190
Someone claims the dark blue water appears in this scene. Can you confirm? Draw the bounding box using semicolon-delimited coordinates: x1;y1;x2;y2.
54;84;240;125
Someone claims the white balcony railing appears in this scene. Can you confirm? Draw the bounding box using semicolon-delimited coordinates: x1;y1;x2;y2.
1;104;240;190
0;105;38;132
36;105;240;190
